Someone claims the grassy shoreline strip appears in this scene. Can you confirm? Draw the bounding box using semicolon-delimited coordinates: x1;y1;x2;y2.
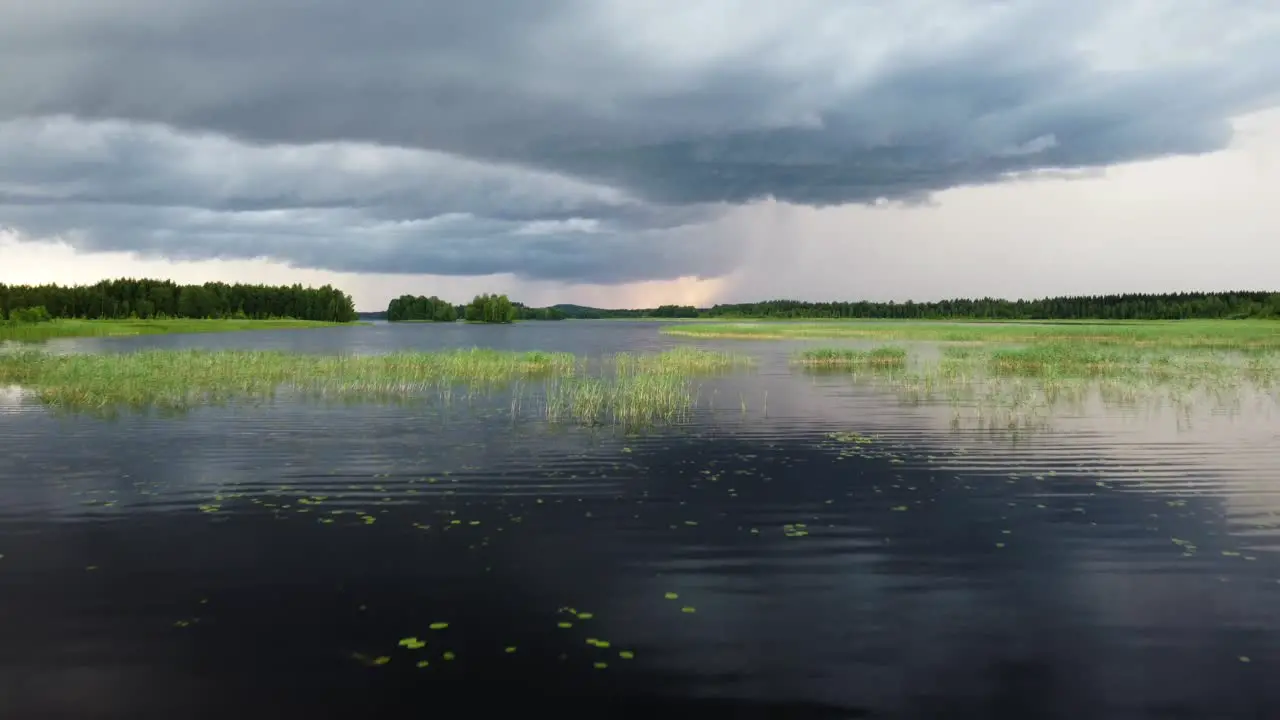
661;319;1280;349
0;318;365;342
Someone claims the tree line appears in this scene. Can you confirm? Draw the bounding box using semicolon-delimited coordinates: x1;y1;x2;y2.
541;292;1280;321
549;304;695;319
392;292;1280;322
11;281;1275;325
387;294;567;323
1;278;358;322
699;292;1280;320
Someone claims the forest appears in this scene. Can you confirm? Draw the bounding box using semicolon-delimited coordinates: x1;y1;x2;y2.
10;282;1278;326
386;294;458;322
699;292;1280;320
387;294;567;322
548;304;696;319
546;292;1280;321
464;294;516;323
0;279;358;323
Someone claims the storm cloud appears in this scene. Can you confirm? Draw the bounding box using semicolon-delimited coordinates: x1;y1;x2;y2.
1;0;1278;282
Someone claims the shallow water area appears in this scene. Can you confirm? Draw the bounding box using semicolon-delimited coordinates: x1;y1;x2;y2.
2;321;1279;719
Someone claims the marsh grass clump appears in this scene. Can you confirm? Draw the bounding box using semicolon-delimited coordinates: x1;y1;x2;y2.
792;346;907;368
0;347;717;428
539;347;750;428
0;348;578;410
804;343;1266;392
612;347;753;376
934;343;1249;384
810;340;1279;435
545;373;698;428
985;344;1130;377
1244;355;1280;388
939;346;985;361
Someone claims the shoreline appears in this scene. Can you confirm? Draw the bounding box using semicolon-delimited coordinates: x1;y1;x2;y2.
1;318;369;342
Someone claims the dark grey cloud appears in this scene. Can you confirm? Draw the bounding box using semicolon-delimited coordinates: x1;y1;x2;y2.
1;0;1278;282
0;116;730;281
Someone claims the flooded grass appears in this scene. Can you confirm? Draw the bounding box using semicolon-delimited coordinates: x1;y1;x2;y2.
545;373;698;427
613;347;753;375
0;347;750;427
662;319;1280;350
791;346;907;368
0;317;359;342
0;348;579;409
948;343;1280;384
829;343;1280;433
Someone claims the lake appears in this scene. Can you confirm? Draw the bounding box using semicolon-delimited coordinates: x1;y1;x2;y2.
2;321;1279;719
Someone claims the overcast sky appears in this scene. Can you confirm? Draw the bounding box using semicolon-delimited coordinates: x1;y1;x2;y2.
2;0;1278;310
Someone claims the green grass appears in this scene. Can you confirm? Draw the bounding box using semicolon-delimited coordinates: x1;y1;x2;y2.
938;343;1277;384
545;373;698;427
0;318;362;342
661;319;1280;349
792;346;908;368
0;348;578;410
806;342;1280;388
576;317;716;322
0;347;755;427
807;341;1280;433
612;347;753;375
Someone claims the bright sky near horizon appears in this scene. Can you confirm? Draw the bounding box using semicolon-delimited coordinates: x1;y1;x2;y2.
1;1;1278;311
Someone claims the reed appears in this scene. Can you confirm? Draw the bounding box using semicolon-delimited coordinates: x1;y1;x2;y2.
0;348;577;409
545;372;698;427
834;343;1279;432
612;347;753;376
0;347;731;429
792;346;907;368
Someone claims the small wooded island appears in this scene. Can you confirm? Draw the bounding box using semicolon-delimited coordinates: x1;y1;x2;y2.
387;293;566;323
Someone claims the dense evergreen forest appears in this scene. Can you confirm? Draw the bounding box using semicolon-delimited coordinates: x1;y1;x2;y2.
387;294;567;322
387;294;458;322
387;292;1280;321
1;278;357;322
464;294;516;323
18;283;1266;325
699;292;1280;320
544;292;1280;321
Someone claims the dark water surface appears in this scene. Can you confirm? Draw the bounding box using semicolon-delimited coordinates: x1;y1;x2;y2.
3;321;1280;719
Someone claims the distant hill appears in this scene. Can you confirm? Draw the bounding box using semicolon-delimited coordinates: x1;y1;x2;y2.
356;311;388;321
549;304;700;319
550;304;642;319
549;304;603;318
